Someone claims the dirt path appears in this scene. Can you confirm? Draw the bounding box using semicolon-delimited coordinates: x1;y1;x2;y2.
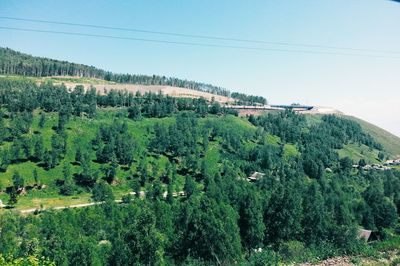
15;191;185;214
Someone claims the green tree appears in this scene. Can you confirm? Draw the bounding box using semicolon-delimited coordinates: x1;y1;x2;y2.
38;112;46;128
12;171;24;190
150;180;165;201
113;204;166;265
62;162;71;182
59;161;76;195
302;181;330;244
33;135;44;161
166;181;174;204
363;180;397;230
184;175;197;198
175;196;242;264
92;182;115;202
8;186;18;206
33;168;39;185
127;104;142;120
0;148;10;172
238;187;265;250
264;181;303;244
43;150;52;170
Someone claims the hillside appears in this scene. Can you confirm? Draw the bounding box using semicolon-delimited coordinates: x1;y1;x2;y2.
346;115;400;157
0;47;267;104
0;50;399;265
1;75;236;103
304;114;400;162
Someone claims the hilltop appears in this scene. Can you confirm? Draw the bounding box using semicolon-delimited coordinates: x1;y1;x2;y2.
0;47;266;105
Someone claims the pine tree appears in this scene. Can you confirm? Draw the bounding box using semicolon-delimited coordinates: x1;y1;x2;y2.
8;186;18;206
184;175;197;198
33;135;44;161
0;148;10;172
38;112;46;128
33;168;39;186
43;150;52;170
12;171;24;190
166;181;174;204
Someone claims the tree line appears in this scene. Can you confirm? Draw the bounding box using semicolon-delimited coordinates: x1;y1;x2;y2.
0;47;267;104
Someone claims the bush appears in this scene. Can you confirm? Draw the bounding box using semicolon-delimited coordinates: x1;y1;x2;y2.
307;242;338;261
59;182;76;196
92;182;115;202
278;241;306;261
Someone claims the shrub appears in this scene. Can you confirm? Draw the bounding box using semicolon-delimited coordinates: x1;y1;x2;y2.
278;241;306;261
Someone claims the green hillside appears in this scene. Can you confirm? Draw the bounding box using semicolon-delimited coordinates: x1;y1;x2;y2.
0;108;260;210
305;114;400;163
0;51;399;265
346;115;400;157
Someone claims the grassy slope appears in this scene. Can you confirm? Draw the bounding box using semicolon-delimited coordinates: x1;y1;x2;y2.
345;115;400;158
338;143;380;164
0;111;259;210
305;114;400;164
0;109;174;209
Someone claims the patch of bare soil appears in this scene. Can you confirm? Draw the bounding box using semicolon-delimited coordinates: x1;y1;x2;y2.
294;251;400;266
52;82;236;104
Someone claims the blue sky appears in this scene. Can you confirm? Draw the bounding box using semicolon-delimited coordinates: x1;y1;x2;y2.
0;0;399;136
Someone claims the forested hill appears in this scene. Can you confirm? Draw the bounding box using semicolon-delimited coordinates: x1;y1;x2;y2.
0;77;400;264
0;47;266;104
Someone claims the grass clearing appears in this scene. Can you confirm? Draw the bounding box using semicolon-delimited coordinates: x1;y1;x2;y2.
338;143;381;164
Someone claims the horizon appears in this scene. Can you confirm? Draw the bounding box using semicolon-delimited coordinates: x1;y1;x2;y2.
0;0;399;136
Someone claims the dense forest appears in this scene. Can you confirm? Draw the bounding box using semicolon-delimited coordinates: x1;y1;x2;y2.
0;47;267;104
0;77;399;265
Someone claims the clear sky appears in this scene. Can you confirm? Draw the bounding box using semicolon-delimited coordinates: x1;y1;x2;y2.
0;0;399;136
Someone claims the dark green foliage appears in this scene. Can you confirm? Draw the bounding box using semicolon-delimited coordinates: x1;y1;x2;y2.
184;175;197;198
12;171;24;190
264;178;304;244
174;196;242;264
362;176;398;230
92;182;115;202
238;186;265;250
230;92;267;105
95;122;136;166
0;148;10;172
127;104;142;120
7;186;18;206
302;181;330;244
75;158;98;187
33;135;44;161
